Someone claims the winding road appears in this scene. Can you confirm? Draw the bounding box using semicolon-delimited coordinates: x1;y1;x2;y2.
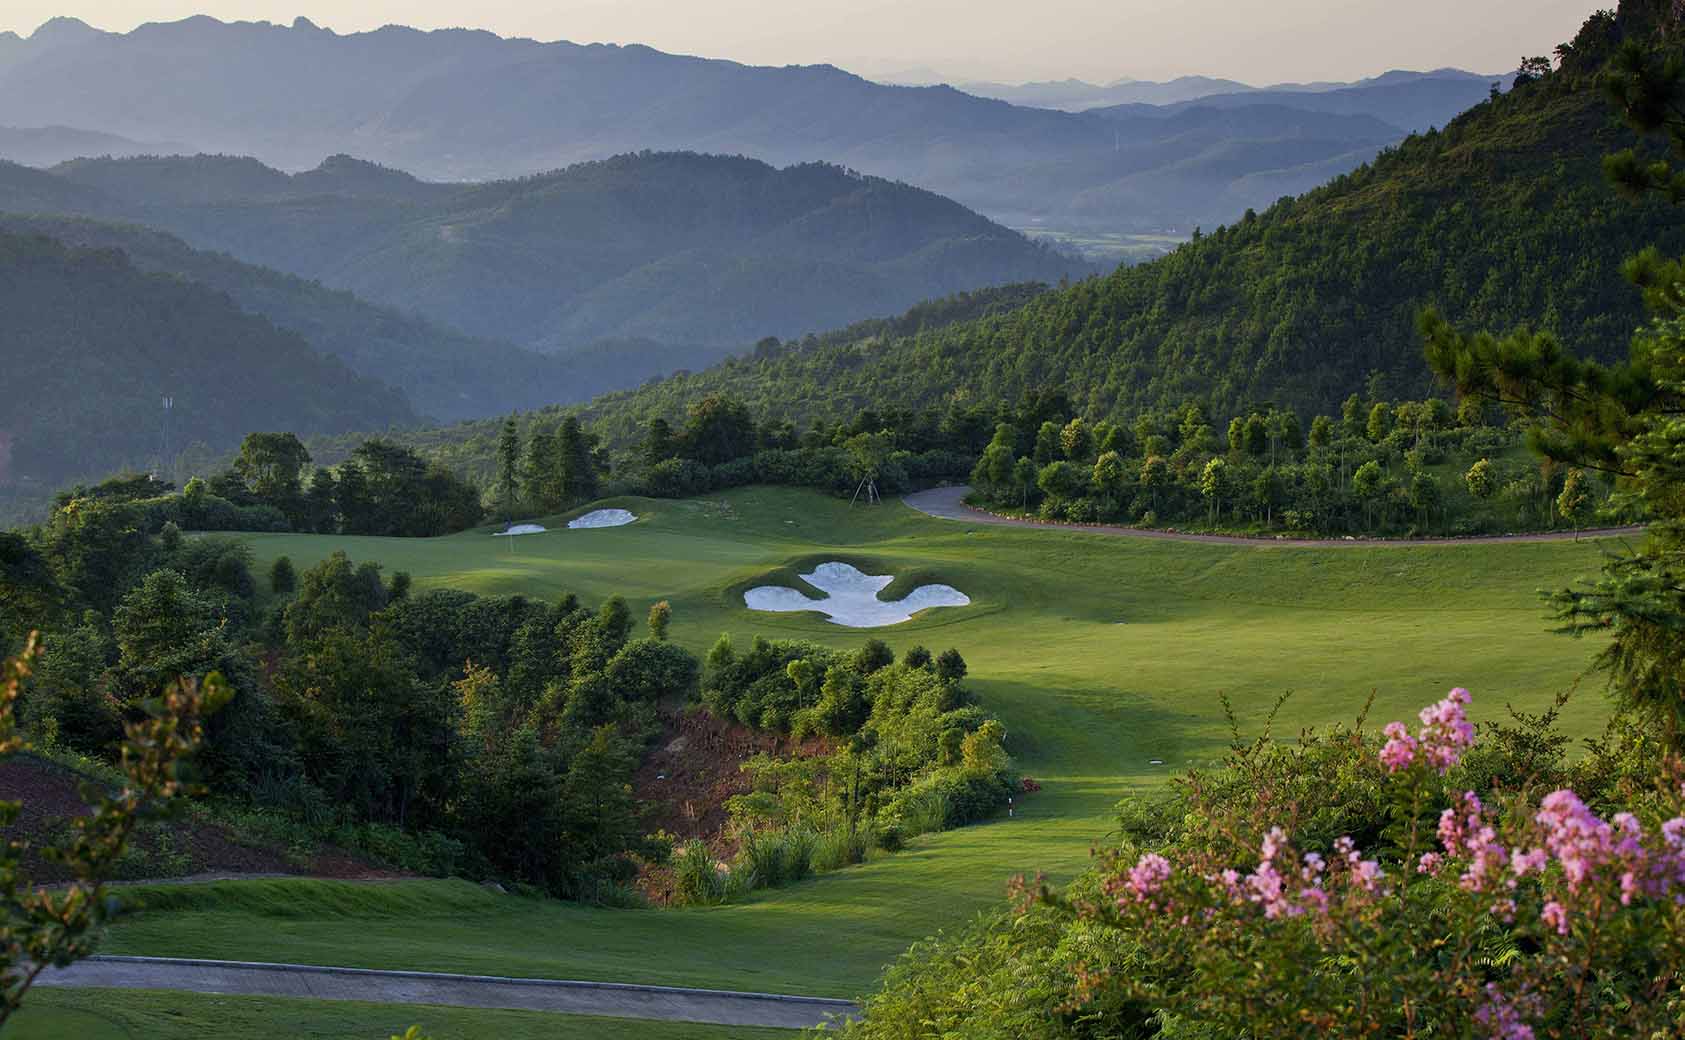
40;955;859;1029
903;486;1645;548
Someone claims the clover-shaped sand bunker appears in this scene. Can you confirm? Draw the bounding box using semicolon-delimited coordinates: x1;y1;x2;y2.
744;562;970;628
568;509;637;529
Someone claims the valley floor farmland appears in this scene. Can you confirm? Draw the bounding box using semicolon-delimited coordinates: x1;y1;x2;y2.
83;487;1617;1014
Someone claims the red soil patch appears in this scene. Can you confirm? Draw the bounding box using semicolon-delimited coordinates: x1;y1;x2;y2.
0;755;400;883
634;708;830;841
632;708;831;903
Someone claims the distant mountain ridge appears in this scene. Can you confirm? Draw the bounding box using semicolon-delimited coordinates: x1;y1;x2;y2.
0;150;1089;353
0;16;1504;231
951;68;1503;113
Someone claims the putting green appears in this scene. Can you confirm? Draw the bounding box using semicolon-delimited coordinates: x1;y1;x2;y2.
105;487;1617;999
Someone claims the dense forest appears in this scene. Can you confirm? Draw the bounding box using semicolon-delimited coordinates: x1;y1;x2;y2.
0;230;414;516
446;24;1684;444
0;151;1092;355
0;466;1015;903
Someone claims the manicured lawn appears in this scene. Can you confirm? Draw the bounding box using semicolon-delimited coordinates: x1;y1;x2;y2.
11;987;795;1038
109;487;1617;998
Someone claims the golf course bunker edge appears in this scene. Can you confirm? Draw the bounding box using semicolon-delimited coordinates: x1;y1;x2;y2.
745;561;970;628
492;523;547;536
568;508;637;529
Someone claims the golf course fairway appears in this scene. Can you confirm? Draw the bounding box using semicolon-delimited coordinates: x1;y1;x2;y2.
93;487;1621;1003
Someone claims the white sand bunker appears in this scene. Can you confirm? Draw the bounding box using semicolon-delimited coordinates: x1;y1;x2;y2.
568;509;637;529
492;523;547;537
745;562;970;628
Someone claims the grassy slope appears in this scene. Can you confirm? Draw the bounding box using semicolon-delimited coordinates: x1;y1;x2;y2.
14;988;794;1039
103;487;1615;999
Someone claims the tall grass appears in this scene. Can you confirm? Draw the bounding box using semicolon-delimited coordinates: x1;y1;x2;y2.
672;840;737;906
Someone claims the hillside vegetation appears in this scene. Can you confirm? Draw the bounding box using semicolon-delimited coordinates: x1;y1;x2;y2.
0;213;592;423
0;230;413;505
517;16;1678;438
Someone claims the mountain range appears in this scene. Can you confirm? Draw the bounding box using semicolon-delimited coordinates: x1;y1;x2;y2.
952;68;1505;114
0;16;1504;231
453;9;1670;458
0;150;1088;351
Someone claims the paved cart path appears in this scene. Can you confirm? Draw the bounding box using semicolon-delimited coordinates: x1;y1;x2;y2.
904;485;1645;548
39;955;858;1030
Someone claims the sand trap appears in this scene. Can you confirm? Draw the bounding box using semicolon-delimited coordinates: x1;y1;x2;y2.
745;562;970;628
492;523;547;537
568;509;636;529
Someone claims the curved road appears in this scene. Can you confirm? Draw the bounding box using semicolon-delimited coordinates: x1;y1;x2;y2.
39;955;859;1030
904;486;1645;548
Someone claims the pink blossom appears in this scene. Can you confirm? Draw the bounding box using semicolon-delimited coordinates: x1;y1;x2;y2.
1510;848;1548;878
1418;852;1443;875
1244;828;1297;919
1418;688;1476;772
1379;688;1476;774
1460;824;1509;893
1125;853;1172;902
1536;790;1614;893
1379;721;1418;772
1352;858;1385;892
1541;900;1569;936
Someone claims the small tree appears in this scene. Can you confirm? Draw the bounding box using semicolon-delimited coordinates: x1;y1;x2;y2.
1407;470;1441;530
935;648;967;682
1140;455;1171;513
1199;457;1229;525
1556;468;1594;538
269;555;296;596
647;600;672;641
1353;460;1385;530
1059;418;1092;462
1011;457;1038;510
0;635;223;1027
1033;422;1062;466
1464;458;1497;500
1366;402;1393;443
495;418;521;521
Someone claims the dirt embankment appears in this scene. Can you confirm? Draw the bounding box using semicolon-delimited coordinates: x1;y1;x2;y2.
0;755;398;884
634;708;831;842
633;707;832;903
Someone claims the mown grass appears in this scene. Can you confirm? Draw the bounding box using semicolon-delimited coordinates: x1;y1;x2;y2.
117;486;1619;998
13;987;795;1038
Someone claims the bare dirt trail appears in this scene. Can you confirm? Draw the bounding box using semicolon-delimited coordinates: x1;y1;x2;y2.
40;955;859;1029
903;486;1646;548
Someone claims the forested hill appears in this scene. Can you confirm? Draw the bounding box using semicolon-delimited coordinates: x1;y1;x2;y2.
533;9;1683;435
0;230;414;504
0;213;595;423
0;151;1092;355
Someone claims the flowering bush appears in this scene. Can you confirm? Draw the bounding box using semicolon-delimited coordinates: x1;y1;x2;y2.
1034;689;1685;1039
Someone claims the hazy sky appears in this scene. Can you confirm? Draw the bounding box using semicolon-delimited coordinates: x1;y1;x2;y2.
2;0;1596;84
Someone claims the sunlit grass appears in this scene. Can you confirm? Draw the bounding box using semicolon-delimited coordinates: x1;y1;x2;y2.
119;487;1615;999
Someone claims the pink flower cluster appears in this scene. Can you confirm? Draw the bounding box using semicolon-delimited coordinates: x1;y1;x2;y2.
1379;687;1475;774
1197;828;1384;921
1124;853;1172;903
1421;783;1685;938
